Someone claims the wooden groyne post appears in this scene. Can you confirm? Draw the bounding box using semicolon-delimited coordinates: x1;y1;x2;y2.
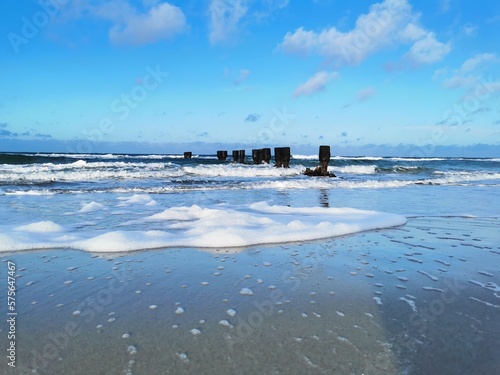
232;150;239;163
183;152;192;159
282;147;290;168
252;149;263;164
262;148;271;164
274;147;290;168
319;145;330;175
217;150;228;161
303;145;336;177
274;147;283;168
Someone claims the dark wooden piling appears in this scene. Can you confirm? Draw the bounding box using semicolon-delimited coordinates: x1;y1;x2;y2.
274;147;290;168
319;145;330;175
303;145;336;177
274;147;283;168
282;147;291;168
183;152;192;159
232;150;239;162
252;149;263;164
239;149;246;164
217;150;228;161
262;148;271;164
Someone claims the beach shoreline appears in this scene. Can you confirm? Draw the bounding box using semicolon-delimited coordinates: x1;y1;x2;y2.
2;216;499;374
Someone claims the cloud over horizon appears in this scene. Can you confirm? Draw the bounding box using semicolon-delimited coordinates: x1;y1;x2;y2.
436;53;500;90
279;0;451;67
292;71;338;98
245;113;261;122
356;87;376;101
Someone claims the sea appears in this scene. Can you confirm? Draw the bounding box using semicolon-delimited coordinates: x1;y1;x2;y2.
1;152;500;375
0;152;499;253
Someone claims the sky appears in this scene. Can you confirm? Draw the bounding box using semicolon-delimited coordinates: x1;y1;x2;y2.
0;0;499;156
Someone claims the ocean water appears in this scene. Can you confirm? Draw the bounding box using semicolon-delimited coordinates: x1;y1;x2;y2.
0;152;498;253
2;152;500;374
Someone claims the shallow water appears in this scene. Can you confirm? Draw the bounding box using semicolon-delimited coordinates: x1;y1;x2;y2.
2;217;499;374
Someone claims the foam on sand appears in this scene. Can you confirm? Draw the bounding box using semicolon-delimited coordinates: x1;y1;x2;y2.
15;221;64;233
79;202;105;213
0;201;406;253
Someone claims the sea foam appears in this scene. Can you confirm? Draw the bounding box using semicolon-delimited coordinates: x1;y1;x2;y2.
0;201;406;253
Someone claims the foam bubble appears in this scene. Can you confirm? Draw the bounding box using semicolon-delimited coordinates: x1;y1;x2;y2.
79;202;105;213
15;221;63;233
0;202;406;253
240;288;253;296
175;307;184;315
190;328;201;336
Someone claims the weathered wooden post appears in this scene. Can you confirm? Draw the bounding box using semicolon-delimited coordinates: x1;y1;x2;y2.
274;147;283;168
217;150;227;161
303;145;336;177
239;149;246;164
282;147;291;168
252;149;263;164
262;148;271;164
183;152;192;159
232;150;239;162
319;145;330;175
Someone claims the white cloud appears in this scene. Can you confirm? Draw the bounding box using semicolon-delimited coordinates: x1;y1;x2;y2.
209;0;249;45
440;0;452;13
208;0;290;44
404;33;451;65
399;22;427;41
292;71;338;98
462;22;478;37
442;75;476;89
109;3;186;45
279;0;451;67
356;87;376;101
264;0;289;9
234;69;251;85
460;53;498;73
60;1;187;45
439;53;500;89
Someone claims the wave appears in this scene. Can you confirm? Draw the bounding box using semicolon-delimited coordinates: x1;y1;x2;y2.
332;156;384;161
1;165;498;191
291;154;319;160
376;165;433;174
182;164;302;177
386;157;447;162
331;165;377;174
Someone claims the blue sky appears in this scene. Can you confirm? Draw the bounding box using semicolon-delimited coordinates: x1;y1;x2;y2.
1;0;499;156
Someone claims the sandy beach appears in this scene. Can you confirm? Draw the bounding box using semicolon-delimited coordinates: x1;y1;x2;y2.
3;215;499;375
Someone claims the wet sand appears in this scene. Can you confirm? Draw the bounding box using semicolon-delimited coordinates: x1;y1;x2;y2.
2;216;500;375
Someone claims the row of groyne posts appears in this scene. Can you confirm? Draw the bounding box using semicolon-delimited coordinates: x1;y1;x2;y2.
183;145;336;177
